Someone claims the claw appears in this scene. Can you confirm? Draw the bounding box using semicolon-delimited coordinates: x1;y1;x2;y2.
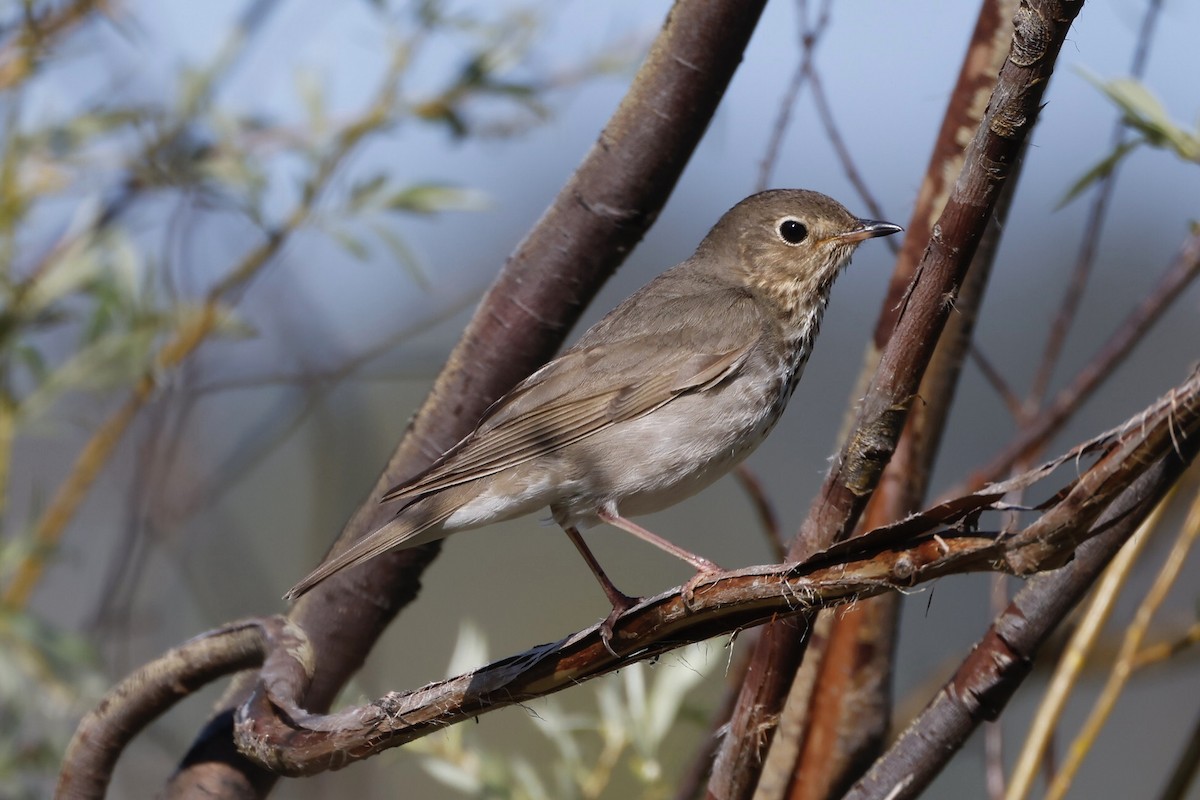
681;566;721;611
600;593;638;656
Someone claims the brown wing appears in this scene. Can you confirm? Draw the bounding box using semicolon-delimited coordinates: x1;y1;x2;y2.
382;271;766;504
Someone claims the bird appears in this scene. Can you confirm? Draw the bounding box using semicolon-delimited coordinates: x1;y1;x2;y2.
286;189;901;642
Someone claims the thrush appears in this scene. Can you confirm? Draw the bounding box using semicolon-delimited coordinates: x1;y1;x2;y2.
287;189;901;640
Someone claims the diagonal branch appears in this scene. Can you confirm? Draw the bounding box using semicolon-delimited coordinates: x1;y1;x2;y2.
709;3;1086;796
841;445;1197;800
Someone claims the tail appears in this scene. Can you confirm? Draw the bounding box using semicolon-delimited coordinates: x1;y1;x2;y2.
284;496;455;600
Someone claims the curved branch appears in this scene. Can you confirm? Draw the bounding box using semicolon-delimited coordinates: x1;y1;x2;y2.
56;617;306;800
61;367;1198;789
842;446;1198;800
213;366;1194;777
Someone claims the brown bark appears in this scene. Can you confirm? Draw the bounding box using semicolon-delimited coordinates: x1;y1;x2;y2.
767;5;1019;797
708;3;1086;797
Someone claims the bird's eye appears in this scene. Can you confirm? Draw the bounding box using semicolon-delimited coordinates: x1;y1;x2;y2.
779;219;808;245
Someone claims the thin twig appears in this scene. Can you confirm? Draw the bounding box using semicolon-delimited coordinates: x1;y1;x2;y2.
1045;479;1200;800
1157;708;1200;800
1004;487;1172;800
734;464;786;561
756;0;833;191
808;68;897;255
1028;0;1164;405
971;344;1025;419
1132;622;1200;670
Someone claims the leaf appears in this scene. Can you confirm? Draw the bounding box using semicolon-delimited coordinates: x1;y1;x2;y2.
294;68;327;137
370;221;430;290
385;183;489;215
17;326;157;427
347;173;389;211
421;756;482;794
23;231;103;316
14;344;48;385
1082;71;1200;163
642;642;713;748
1057;138;1142;208
443;620;489;678
329;227;370;262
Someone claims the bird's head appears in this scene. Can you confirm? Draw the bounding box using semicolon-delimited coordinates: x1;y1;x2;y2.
697;189;902;327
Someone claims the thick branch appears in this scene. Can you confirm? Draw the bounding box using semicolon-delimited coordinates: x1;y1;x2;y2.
56;618;303;800
771;6;1021;794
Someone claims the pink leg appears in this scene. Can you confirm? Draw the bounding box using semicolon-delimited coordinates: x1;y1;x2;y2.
596;508;722;572
563;525;637;652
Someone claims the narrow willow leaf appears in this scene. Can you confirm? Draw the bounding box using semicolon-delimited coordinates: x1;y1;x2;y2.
386;183;489;215
370;221;430;290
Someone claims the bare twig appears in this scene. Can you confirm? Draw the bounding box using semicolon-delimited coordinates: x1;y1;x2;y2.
808;68;897;255
971;344;1026;419
756;0;833;191
1132;622;1200;670
0;0;104;90
1004;486;1171;800
1044;479;1200;800
1028;0;1164;405
1157;709;1200;800
734;464;786;560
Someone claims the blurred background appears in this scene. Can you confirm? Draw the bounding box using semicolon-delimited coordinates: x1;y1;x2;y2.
3;1;1199;797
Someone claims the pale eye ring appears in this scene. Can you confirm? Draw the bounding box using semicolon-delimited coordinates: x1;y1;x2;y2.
778;218;808;245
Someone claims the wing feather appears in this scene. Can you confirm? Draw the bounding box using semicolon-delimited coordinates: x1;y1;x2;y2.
382;271;767;504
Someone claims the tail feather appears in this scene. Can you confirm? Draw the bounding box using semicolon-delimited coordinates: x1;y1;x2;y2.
285;498;454;600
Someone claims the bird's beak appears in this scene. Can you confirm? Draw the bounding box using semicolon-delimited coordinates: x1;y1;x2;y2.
837;219;904;243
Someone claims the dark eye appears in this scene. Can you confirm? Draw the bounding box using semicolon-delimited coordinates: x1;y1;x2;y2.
779;219;808;244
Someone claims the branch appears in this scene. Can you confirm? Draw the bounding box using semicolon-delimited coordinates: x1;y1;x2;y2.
57;366;1199;791
166;1;773;795
56;618;302;800
842;433;1199;800
231;366;1196;774
710;1;1083;795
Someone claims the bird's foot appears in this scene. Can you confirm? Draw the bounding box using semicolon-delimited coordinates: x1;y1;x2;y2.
599;592;639;657
681;564;723;611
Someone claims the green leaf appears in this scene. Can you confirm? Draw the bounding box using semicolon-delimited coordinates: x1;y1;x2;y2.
1057;138;1142;208
385;183;489;215
369;222;430;290
14;344;48;385
17;327;157;427
1082;71;1200;163
22;233;103;316
330;227;370;262
347;173;389;211
295;69;327;137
